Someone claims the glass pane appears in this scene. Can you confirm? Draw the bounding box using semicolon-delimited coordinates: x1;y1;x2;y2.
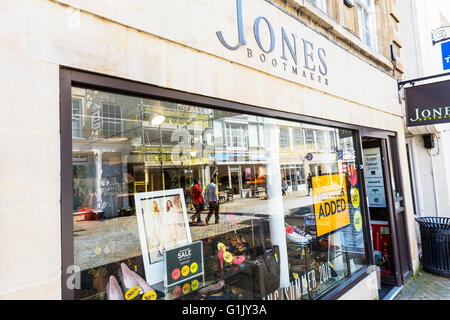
71;87;367;300
283;127;367;299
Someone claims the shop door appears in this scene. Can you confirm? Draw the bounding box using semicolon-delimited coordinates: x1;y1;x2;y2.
361;136;412;287
229;167;242;198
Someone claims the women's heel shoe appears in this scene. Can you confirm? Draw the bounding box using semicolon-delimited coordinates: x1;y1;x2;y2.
120;263;155;293
231;255;245;265
198;280;225;295
106;275;124;300
218;249;225;277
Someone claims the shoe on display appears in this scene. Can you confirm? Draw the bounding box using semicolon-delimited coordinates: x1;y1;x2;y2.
292;225;313;241
198;280;225;295
231;255;245;265
286;227;310;244
319;239;340;251
120;263;154;293
106;275;124;300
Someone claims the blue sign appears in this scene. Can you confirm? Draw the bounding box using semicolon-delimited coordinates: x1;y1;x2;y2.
442;41;450;70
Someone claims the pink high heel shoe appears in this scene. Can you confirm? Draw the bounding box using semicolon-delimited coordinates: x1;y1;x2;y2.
231;255;245;265
218;249;225;277
120;263;155;293
106;275;124;300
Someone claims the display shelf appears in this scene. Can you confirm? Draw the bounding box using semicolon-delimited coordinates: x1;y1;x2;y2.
155;258;263;300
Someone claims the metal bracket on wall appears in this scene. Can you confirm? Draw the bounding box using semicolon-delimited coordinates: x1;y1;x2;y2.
397;71;450;104
432;26;450;46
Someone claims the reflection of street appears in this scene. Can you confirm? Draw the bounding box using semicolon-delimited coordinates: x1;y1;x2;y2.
75;192;316;272
190;191;315;216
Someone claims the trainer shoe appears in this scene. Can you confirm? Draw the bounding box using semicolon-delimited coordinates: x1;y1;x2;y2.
286;227;310;244
292;225;313;241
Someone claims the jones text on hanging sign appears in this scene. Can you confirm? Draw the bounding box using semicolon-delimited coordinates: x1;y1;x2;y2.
405;79;450;127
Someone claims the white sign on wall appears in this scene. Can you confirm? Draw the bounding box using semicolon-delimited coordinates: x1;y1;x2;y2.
363;147;386;208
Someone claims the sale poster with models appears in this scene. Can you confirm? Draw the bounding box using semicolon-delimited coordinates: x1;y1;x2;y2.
135;189;192;284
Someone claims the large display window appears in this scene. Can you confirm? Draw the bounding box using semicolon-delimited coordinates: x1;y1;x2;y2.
70;86;368;300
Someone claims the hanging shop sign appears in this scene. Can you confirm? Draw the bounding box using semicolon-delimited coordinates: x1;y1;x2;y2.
312;174;350;237
405;79;450;127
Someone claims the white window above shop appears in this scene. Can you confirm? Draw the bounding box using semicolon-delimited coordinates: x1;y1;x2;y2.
307;0;327;13
357;0;378;50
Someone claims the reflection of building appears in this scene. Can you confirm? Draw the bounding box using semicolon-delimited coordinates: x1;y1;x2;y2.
72;89;360;213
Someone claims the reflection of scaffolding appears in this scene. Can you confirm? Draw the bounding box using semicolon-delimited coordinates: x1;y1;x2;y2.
127;100;214;192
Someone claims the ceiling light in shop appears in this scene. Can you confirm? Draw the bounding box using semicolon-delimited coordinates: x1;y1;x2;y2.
151;115;165;126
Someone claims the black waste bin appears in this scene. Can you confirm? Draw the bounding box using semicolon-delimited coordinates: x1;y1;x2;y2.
415;217;450;277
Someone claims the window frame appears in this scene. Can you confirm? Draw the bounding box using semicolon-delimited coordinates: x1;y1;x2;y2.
71;98;82;138
60;68;386;300
308;0;327;13
357;0;378;51
101;102;123;139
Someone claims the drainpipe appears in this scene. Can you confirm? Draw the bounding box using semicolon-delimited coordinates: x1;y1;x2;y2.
428;134;440;217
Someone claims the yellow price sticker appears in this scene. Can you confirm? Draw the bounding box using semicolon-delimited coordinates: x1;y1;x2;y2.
182;282;191;295
354;210;362;232
351;188;360;208
142;290;157;300
293;272;299;279
217;242;226;251
191;279;199;291
125;286;140;300
223;251;233;263
190;262;198;274
181;265;190;277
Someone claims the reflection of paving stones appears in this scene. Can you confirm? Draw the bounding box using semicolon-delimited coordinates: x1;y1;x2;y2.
190;214;259;242
75;194;314;272
395;268;450;300
75;214;261;271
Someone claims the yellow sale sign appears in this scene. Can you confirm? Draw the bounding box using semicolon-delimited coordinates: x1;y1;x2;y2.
312;174;350;237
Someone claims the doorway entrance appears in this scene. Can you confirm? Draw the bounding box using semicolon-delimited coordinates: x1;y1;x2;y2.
361;135;412;298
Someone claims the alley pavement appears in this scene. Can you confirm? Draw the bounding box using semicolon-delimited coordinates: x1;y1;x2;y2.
395;269;450;300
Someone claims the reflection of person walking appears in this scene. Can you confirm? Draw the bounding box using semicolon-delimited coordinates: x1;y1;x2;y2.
307;172;313;196
190;179;203;223
281;178;288;196
204;174;219;225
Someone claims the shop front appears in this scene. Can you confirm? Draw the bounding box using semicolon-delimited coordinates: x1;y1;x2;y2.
64;76;374;300
0;0;419;300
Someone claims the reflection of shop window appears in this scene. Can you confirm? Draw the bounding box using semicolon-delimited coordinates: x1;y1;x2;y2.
305;129;315;150
329;131;337;152
101;103;123;138
293;128;303;146
317;130;326;151
72;98;82;138
279;127;289;147
225;123;248;150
